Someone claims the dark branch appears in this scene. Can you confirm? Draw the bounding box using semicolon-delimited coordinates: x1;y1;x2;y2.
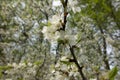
69;45;87;80
99;26;110;70
59;0;68;31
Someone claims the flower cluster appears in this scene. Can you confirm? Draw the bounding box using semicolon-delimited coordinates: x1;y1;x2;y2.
42;14;78;45
42;14;62;42
68;0;81;13
4;62;37;80
49;56;80;80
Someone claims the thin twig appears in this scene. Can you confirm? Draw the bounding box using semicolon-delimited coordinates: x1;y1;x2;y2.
69;45;87;80
99;26;110;70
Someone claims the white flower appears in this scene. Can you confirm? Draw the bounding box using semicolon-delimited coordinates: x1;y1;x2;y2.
61;65;68;71
42;26;53;40
90;79;97;80
60;56;68;61
55;75;64;80
74;72;79;77
41;26;48;34
68;0;78;7
42;14;62;42
7;63;12;66
54;31;61;40
68;0;81;13
19;62;26;67
21;2;26;9
50;15;62;26
12;63;17;67
27;62;32;67
64;34;76;45
5;79;12;80
55;63;60;68
42;14;77;45
52;0;62;7
71;65;78;71
12;2;17;7
69;72;74;77
51;69;55;73
72;7;81;13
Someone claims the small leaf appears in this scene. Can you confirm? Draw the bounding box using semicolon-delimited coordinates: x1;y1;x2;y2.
93;0;98;3
0;66;13;70
0;71;2;78
108;66;118;80
47;21;52;26
60;61;71;65
34;60;43;65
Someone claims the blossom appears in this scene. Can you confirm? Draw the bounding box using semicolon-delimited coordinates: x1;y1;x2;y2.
72;6;81;13
12;63;17;67
42;14;78;46
55;63;60;68
5;79;12;80
69;71;74;77
27;62;33;67
52;0;62;7
19;62;26;67
90;78;97;80
50;14;62;29
64;34;77;45
60;56;68;61
42;14;62;42
68;0;81;13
